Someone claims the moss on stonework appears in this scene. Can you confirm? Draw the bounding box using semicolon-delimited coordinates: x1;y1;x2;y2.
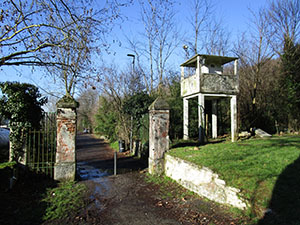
149;97;169;110
56;95;79;108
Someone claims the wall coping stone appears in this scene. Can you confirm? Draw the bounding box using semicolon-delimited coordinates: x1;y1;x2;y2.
56;95;79;108
149;97;169;110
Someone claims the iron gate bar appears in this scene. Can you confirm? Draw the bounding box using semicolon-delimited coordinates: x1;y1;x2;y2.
24;112;57;178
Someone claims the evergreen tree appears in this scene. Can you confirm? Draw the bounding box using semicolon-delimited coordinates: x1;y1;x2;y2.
0;82;47;161
94;96;118;141
281;37;300;130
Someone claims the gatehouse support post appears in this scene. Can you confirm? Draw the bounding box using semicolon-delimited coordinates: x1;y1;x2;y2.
54;96;79;181
212;100;218;139
198;94;205;144
231;95;237;142
183;97;189;140
148;97;169;175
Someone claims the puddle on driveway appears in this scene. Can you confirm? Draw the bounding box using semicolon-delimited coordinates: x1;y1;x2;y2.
77;161;112;180
77;162;112;210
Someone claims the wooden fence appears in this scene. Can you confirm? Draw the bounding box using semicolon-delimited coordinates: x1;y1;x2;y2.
25;112;56;177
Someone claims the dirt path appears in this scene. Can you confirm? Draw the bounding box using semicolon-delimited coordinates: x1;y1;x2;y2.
75;134;243;225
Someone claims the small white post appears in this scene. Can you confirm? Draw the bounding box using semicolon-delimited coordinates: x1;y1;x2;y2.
114;151;117;176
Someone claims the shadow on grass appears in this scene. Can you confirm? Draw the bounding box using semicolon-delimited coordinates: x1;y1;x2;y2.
0;167;57;225
207;138;227;144
252;136;300;148
171;141;199;149
258;155;300;225
170;138;226;149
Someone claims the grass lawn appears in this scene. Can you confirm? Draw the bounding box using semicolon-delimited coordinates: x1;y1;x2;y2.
168;135;300;223
109;140;119;151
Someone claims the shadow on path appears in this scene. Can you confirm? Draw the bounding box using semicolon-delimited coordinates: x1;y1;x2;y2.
76;134;147;179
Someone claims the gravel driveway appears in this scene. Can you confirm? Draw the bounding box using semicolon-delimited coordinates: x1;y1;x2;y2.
74;134;243;225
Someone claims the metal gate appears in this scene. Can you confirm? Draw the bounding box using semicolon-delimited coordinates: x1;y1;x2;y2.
25;112;56;177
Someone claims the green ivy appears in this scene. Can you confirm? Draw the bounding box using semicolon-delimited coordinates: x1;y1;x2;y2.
0;82;47;161
122;92;154;141
0;161;16;169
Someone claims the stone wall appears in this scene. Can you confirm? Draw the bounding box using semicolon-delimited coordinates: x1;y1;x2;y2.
181;73;200;97
200;74;238;94
164;154;248;210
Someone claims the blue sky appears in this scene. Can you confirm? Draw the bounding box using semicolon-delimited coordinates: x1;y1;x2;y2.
0;0;269;97
106;0;269;68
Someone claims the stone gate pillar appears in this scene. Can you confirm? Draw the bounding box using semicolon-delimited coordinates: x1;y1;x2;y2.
54;96;79;181
148;97;169;175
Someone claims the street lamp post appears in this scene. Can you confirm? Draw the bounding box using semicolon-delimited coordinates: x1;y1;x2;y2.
127;54;135;71
127;54;135;154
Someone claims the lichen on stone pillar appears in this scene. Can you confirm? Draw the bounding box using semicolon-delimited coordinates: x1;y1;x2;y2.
148;97;169;175
54;96;79;181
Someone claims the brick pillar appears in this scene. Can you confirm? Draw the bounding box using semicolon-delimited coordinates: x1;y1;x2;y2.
54;96;79;181
148;97;169;175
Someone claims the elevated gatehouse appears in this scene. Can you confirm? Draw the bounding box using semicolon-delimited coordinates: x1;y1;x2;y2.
180;54;239;142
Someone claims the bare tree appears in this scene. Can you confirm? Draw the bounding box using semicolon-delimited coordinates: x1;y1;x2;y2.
266;0;300;54
139;0;157;92
204;17;231;56
95;63;131;141
44;23;92;97
187;0;213;55
234;7;276;130
185;0;231;56
153;0;181;89
125;38;151;93
1;0;128;96
127;0;181;94
77;88;99;132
